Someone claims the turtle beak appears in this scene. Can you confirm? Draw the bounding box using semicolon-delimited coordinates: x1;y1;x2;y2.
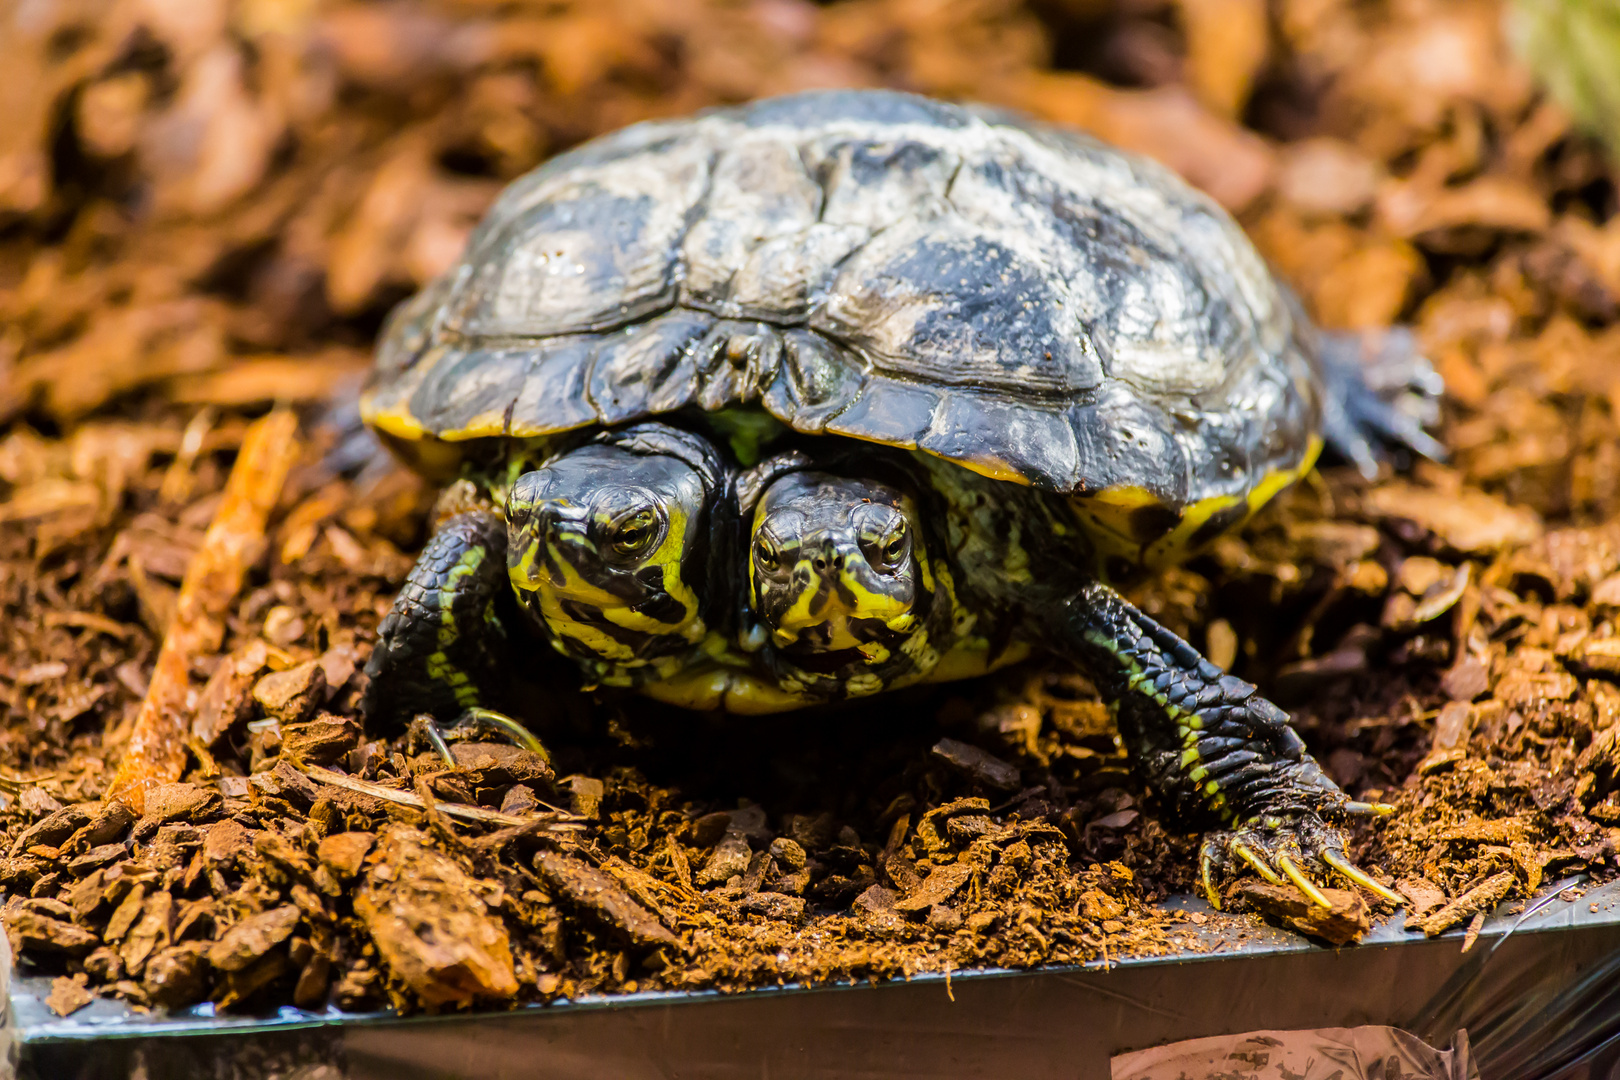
773;533;909;650
807;537;851;584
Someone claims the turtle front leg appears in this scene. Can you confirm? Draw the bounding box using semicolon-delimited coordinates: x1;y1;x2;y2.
362;509;547;760
1055;580;1401;910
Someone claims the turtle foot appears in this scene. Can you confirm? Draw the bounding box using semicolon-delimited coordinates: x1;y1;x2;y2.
1199;804;1402;911
409;707;552;767
1317;326;1446;478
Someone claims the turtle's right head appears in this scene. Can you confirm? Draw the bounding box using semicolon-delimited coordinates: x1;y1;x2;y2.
506;425;727;674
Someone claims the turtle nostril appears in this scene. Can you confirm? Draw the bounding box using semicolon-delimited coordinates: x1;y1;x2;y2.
833;553;845;570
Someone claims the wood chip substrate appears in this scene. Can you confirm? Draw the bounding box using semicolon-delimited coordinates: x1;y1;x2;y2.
2;0;1618;1016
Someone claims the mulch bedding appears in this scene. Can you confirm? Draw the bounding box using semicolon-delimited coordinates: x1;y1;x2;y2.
2;0;1619;1019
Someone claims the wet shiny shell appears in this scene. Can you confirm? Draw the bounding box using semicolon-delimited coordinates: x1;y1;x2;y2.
362;89;1322;523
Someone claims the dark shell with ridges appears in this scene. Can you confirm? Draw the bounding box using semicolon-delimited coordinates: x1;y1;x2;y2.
362;89;1321;511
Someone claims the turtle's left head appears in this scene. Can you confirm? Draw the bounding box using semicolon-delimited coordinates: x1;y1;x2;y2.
506;424;727;672
749;470;930;657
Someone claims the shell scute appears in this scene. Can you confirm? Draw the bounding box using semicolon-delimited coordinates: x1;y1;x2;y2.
586;309;713;426
765;330;865;432
918;393;1081;489
738;89;971;131
822;377;939;450
809;137;958;231
681;137;823;315
409;345;530;439
450;139;711;338
506;339;597;438
811;216;1104;396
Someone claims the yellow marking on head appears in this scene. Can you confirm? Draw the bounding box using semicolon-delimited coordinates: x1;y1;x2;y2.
639;501;702;640
845;672;885;697
857;642;891;664
513;524;703;665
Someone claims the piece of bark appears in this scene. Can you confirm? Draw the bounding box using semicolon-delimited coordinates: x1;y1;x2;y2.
251;760;321;809
893;863;976;914
500;785;538;816
18;788;63;818
254;831;315;881
120;890;175;976
280;715;362;766
317;832;376;880
356;826;519;1006
109;410;300;814
62;800;137;854
695;830;752;886
437;741;554;787
566;776;605;819
6;911;99;956
139;783;222;830
1238;882;1370;945
11;805;94;857
930;738;1021;791
191;644;266;745
855;884;898;914
105;884;149;943
1417;871;1516;936
209;906;301;972
67;868;109;920
216;950;290;1010
1396;877;1448;919
738;893;807;921
534;849;679;948
143;942;212;1008
46;975;94;1017
252;661;327;725
67;844;128;876
203;819;255;868
293;953;332;1009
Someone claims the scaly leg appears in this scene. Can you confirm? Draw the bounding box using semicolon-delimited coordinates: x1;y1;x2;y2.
363;510;549;759
1058;580;1401;910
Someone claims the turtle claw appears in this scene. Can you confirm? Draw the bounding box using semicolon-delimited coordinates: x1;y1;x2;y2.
1321;849;1405;905
454;707;552;763
1233;841;1284;885
1199;813;1404;912
1317;326;1446;479
1276;853;1332;908
409;714;458;767
1343;800;1397;817
408;707;553;768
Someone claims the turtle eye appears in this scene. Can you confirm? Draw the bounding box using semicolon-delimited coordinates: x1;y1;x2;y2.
606;505;661;559
754;536;781;573
877;521;909;570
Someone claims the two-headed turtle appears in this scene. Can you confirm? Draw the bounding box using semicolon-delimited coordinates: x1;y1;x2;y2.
359;89;1438;908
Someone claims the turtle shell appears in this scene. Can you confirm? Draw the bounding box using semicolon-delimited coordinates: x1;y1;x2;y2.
363;89;1322;536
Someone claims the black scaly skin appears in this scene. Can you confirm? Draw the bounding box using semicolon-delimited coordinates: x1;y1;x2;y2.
361;510;511;726
1059;580;1349;833
1045;577;1396;905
